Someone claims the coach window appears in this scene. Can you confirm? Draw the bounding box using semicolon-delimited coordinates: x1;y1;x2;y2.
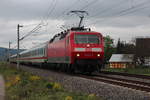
38;49;40;55
40;48;42;55
33;50;35;56
39;48;42;55
31;51;33;56
36;49;38;56
36;50;38;56
43;48;45;55
41;48;43;55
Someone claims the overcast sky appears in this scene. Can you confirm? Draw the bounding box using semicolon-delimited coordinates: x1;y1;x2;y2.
0;0;150;49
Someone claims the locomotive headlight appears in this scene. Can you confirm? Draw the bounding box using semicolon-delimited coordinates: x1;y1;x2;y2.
77;54;80;57
92;48;102;52
74;48;85;51
97;54;100;57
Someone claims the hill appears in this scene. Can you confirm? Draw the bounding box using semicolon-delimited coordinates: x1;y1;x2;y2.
0;47;25;61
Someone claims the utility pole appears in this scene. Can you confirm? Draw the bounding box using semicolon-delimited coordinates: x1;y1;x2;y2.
8;41;11;63
17;24;23;69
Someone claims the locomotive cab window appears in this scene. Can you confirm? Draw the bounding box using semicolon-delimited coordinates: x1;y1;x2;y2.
74;34;100;44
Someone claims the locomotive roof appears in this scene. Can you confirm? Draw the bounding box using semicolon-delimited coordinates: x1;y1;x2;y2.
70;30;101;34
69;27;101;34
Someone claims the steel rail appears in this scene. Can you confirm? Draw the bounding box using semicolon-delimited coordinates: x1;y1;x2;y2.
101;71;150;80
78;75;150;92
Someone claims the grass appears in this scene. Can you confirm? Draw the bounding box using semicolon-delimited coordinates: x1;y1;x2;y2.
0;62;102;100
103;66;150;75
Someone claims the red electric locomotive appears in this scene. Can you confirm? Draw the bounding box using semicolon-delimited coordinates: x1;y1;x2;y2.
47;27;104;73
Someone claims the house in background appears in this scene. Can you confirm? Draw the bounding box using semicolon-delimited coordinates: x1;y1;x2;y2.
109;54;134;68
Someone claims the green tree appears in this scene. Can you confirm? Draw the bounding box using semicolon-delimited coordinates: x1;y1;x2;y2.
116;38;135;54
104;35;116;63
116;38;121;54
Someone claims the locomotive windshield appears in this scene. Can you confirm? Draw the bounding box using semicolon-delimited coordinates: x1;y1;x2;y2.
75;34;100;44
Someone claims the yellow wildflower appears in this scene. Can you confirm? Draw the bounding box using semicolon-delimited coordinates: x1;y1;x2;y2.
12;75;21;85
6;82;11;88
88;94;96;100
65;96;73;100
29;75;41;81
52;82;62;90
15;75;20;81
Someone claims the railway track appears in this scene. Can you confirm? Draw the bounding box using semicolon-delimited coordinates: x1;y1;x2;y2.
101;71;150;79
78;74;150;92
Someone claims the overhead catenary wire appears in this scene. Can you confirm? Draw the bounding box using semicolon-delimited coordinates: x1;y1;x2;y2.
43;0;58;23
61;0;82;15
21;23;40;28
57;0;97;29
9;0;59;50
79;0;100;10
20;24;42;41
14;0;150;38
89;0;126;18
117;3;150;16
63;0;125;28
45;0;84;31
53;0;104;29
20;0;58;42
87;0;150;26
53;0;82;21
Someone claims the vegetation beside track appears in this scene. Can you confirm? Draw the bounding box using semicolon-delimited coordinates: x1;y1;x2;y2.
0;62;101;100
103;67;150;75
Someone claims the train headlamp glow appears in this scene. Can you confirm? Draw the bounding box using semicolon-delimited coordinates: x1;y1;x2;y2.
86;44;90;47
74;48;85;51
77;54;80;57
92;48;102;52
97;54;100;57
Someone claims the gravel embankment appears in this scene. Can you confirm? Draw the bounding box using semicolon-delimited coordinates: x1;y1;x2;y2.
19;65;150;100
